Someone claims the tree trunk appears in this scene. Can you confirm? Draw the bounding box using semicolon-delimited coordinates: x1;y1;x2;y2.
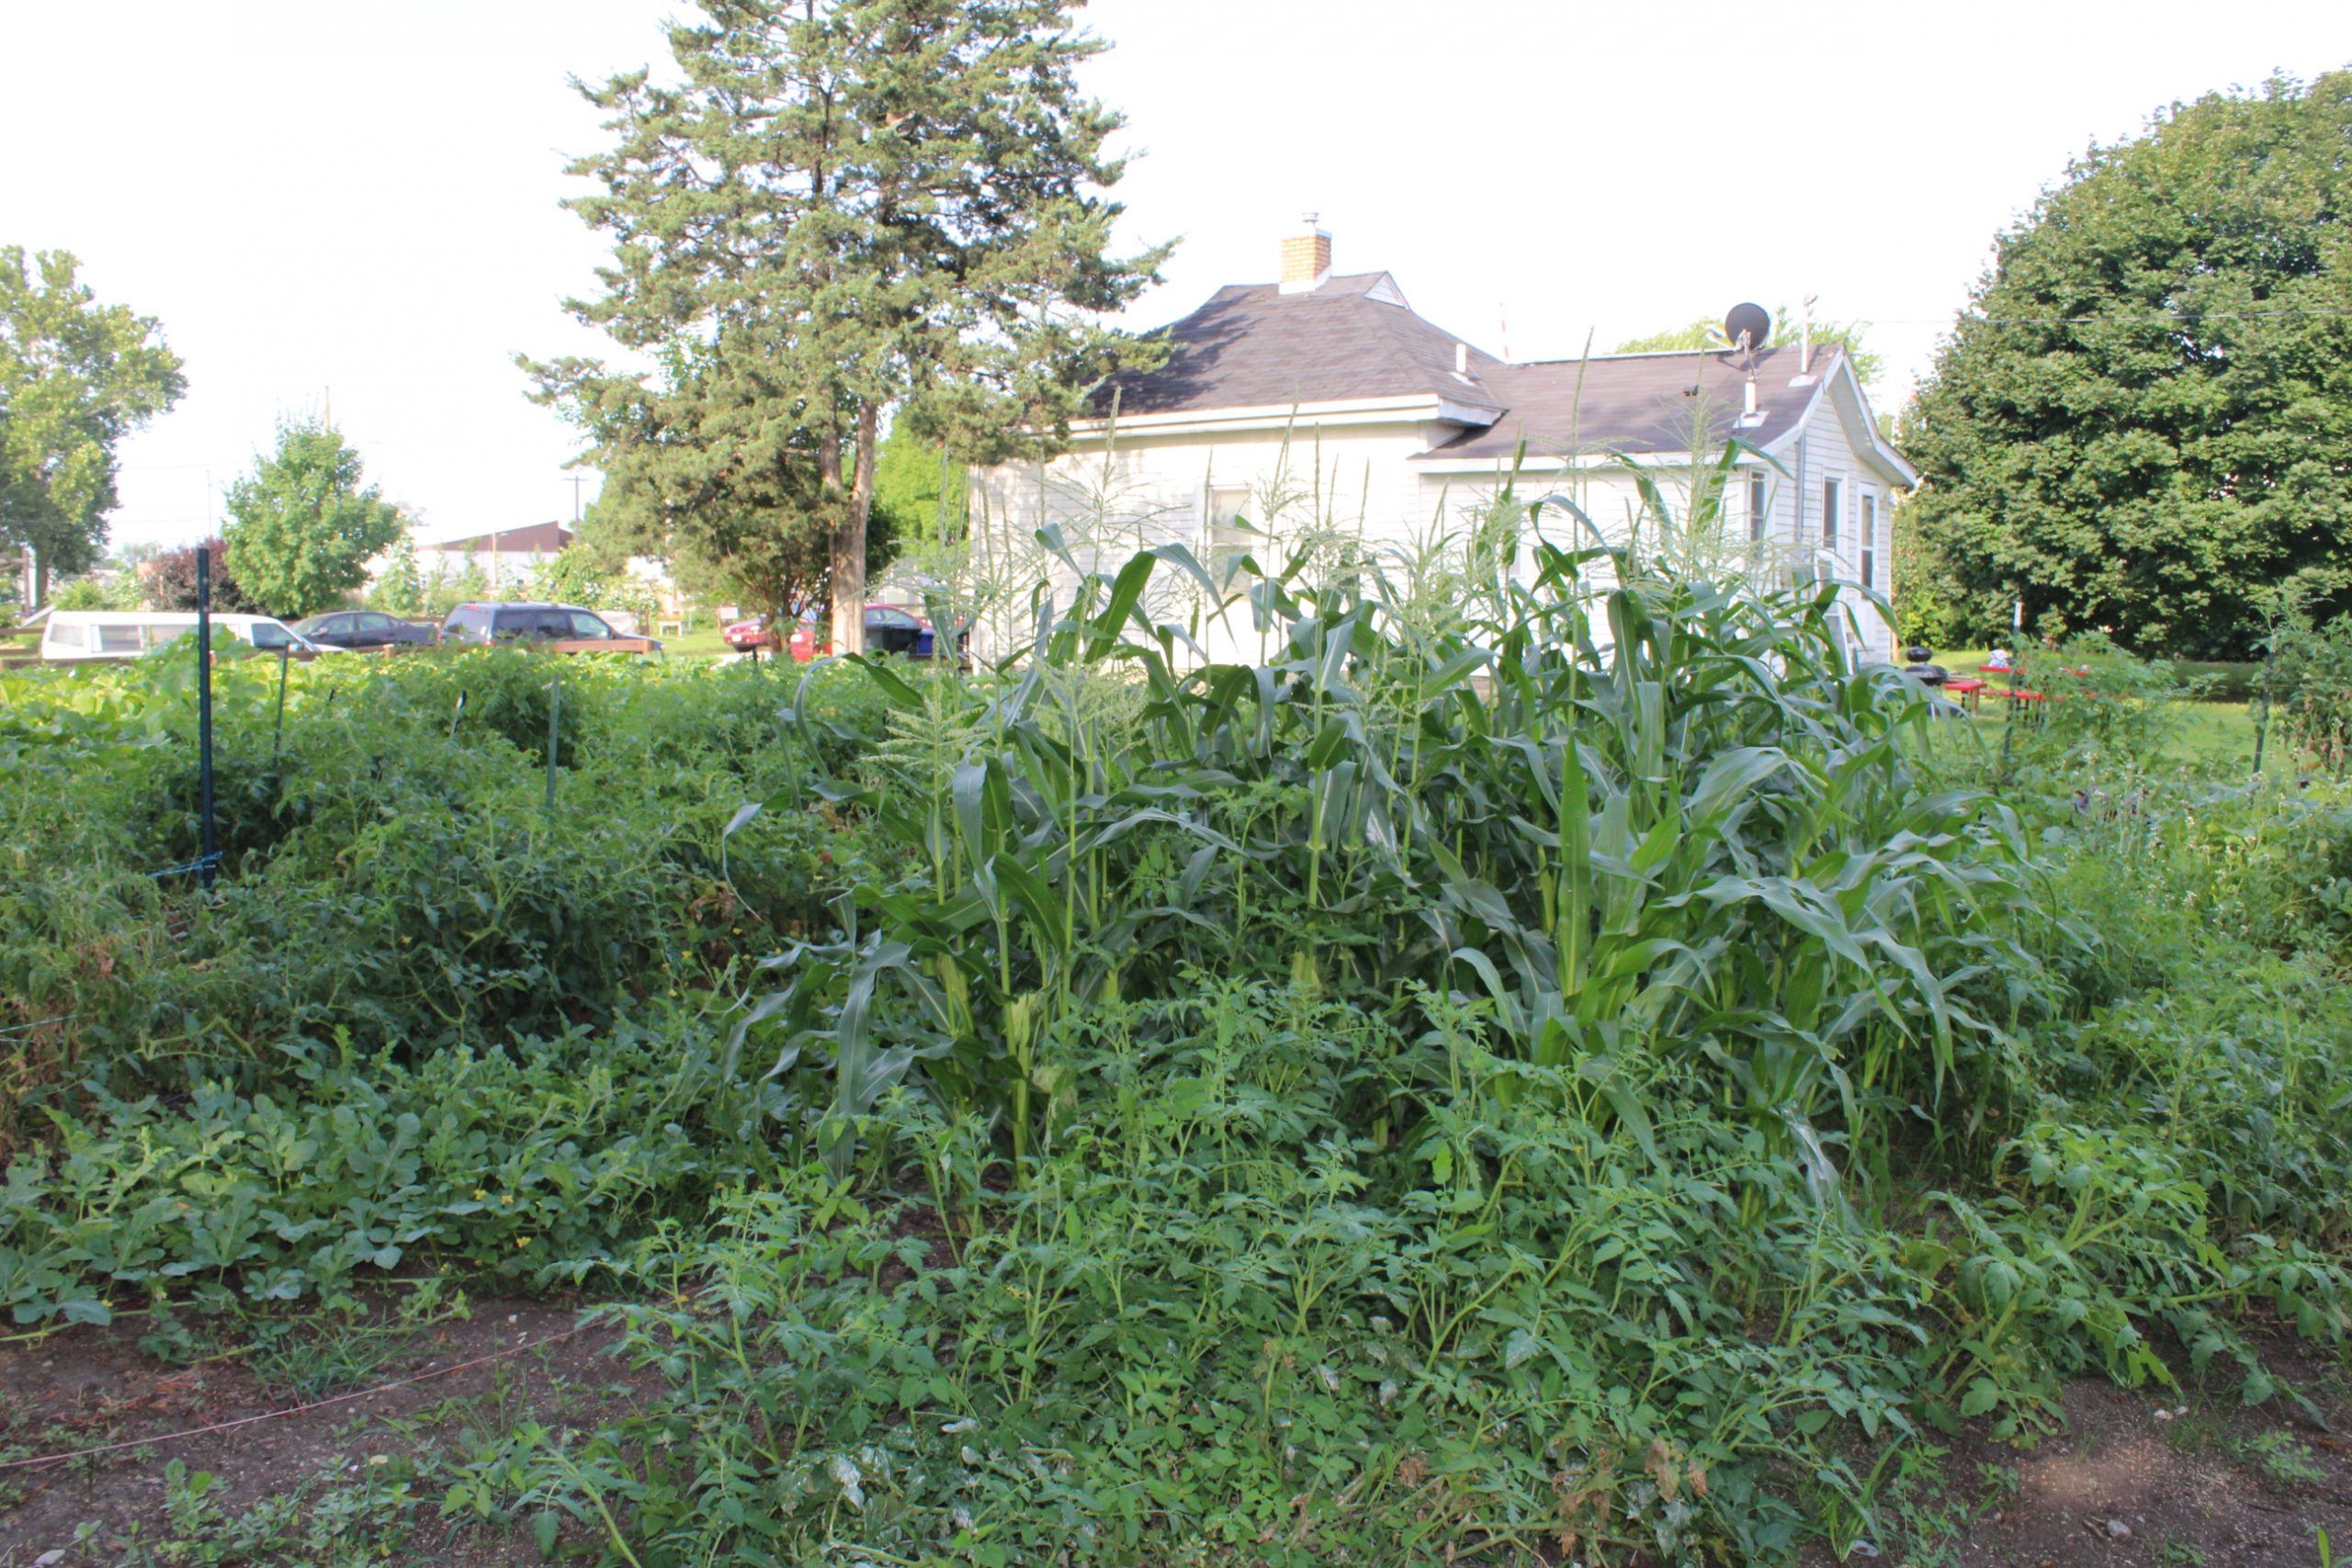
818;426;856;656
829;401;880;656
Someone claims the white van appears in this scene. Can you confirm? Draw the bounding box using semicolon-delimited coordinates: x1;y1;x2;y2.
39;612;333;663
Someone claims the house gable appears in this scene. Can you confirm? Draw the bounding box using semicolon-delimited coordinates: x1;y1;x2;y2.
1094;272;1507;426
1758;357;1917;491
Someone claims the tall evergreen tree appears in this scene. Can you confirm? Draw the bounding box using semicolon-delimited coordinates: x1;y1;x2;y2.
1903;73;2352;657
530;0;1166;653
0;248;185;605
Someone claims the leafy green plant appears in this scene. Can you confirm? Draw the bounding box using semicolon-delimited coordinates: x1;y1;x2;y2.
2233;1429;2327;1492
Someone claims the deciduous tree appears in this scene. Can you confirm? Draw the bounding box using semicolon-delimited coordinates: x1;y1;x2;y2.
531;0;1168;652
148;537;258;614
1616;307;1883;389
1902;73;2352;658
220;421;406;618
0;248;185;604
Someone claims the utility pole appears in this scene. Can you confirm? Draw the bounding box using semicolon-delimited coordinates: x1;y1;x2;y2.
565;474;586;524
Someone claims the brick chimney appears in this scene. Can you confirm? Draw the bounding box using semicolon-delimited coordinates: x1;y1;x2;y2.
1279;213;1331;294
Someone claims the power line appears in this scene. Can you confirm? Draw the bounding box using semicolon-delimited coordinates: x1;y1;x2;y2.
1870;305;2352;329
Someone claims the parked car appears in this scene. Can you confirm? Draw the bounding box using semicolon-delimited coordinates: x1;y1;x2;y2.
40;611;332;663
437;603;662;653
774;604;963;661
292;610;437;650
721;614;773;652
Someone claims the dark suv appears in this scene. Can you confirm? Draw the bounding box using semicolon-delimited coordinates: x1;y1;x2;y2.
438;603;661;652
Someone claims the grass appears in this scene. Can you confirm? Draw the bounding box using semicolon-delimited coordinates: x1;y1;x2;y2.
659;625;736;660
1929;646;2264;768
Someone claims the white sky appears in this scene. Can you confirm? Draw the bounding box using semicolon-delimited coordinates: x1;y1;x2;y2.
3;0;2343;553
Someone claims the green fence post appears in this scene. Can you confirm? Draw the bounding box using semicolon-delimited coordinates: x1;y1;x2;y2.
2253;649;2274;778
195;547;217;889
545;671;561;819
271;647;291;769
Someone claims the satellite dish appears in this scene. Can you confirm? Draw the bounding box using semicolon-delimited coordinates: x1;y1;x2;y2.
1724;302;1771;355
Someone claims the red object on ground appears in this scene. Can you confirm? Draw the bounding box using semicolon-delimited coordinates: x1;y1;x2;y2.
2002;688;2047;702
722;616;774;651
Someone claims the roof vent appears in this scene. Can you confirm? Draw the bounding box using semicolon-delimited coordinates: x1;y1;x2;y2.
1279;213;1332;294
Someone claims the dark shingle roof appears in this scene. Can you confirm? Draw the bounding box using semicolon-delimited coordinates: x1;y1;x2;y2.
1414;344;1837;462
422;523;576;554
1098;274;1510;418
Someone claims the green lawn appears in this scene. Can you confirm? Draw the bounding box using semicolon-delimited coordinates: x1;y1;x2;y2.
660;626;737;660
1926;647;2267;770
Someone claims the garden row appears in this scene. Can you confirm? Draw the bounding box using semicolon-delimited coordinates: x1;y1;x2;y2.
3;546;2351;1563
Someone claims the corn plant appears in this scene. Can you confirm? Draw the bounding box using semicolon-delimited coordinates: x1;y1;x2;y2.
737;494;2052;1184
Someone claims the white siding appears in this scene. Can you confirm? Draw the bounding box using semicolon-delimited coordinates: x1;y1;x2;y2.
968;369;1903;665
1770;374;1895;661
966;418;1454;660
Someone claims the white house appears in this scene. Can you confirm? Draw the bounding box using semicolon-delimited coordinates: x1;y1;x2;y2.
970;218;1916;662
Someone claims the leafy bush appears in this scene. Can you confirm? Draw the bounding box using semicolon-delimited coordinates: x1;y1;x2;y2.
470;984;1927;1566
2268;616;2352;772
0;1006;784;1326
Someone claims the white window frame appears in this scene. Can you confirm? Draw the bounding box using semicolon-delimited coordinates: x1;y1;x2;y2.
1202;484;1253;585
1860;492;1878;590
1747;471;1768;545
1822;475;1843;557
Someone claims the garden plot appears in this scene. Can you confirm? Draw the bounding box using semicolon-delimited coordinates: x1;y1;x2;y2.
3;543;2350;1564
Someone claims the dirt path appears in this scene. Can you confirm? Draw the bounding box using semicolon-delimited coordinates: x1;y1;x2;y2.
0;1292;628;1567
1815;1342;2352;1568
6;1294;2349;1567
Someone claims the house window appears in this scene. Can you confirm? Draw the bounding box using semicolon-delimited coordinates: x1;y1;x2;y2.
1747;472;1767;544
1204;485;1253;584
1823;476;1842;555
1860;493;1878;589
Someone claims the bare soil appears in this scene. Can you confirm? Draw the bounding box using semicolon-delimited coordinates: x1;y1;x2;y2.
1809;1333;2352;1568
0;1290;633;1567
5;1290;2349;1567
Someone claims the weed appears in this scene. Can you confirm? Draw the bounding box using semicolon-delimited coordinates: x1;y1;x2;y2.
243;1279;469;1400
2233;1429;2327;1491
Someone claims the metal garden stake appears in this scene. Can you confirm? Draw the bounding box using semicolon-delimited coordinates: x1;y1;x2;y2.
195;547;217;888
545;671;560;818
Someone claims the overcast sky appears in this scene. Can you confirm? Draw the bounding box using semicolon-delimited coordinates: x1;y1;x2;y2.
3;0;2343;552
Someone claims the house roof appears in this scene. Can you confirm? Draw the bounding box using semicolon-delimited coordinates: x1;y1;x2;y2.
420;523;576;554
1096;273;1510;419
1414;344;1836;463
1091;275;1916;485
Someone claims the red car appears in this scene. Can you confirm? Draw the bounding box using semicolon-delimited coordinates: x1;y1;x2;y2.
721;614;775;652
728;604;946;660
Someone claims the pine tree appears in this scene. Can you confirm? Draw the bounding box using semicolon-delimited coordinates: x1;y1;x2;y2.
528;0;1167;651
